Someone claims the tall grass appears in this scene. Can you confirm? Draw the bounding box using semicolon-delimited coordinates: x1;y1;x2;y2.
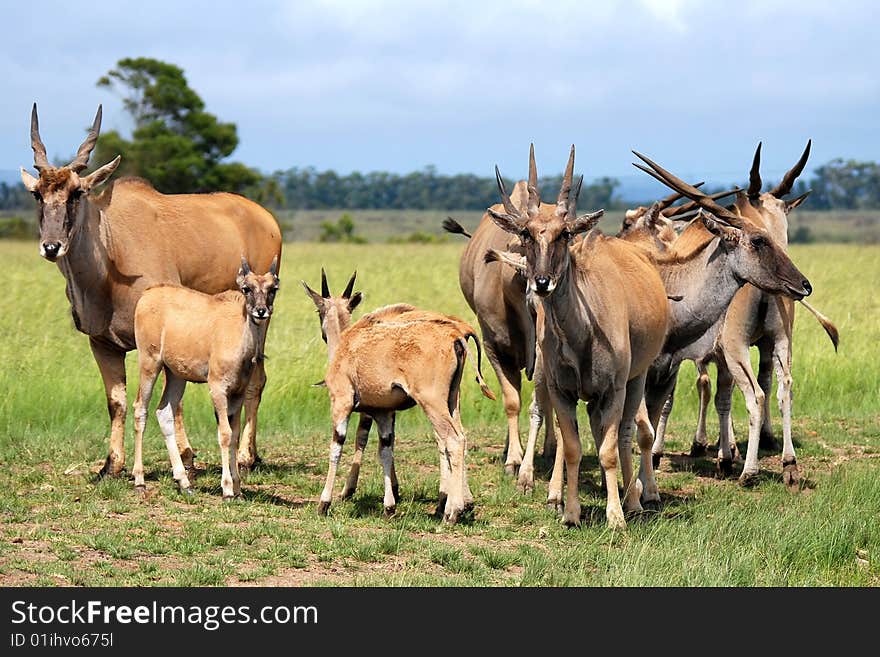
0;241;877;586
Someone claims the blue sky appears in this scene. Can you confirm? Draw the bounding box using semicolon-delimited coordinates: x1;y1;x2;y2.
2;0;877;197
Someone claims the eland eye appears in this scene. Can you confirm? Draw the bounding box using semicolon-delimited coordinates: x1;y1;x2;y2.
519;230;532;243
750;236;767;249
31;191;43;202
559;230;572;242
241;286;251;295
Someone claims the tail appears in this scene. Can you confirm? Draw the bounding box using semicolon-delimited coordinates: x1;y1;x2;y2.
443;217;472;239
798;300;839;352
463;333;496;401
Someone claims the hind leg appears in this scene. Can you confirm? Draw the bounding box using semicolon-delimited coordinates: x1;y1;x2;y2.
485;344;523;477
373;412;398;515
155;373;192;493
691;359;712;456
773;338;799;487
757;339;779;451
132;356;162;496
342;414;373;499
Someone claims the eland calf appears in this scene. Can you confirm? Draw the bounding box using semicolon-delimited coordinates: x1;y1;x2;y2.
303;271;495;522
132;258;279;498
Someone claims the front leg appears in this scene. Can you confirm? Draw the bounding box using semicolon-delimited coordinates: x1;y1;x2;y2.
89;338;128;477
547;389;581;527
238;357;267;472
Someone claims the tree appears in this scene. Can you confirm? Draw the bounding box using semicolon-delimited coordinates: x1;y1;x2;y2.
92;57;260;194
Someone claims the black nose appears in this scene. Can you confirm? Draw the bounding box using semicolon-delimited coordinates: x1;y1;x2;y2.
535;276;550;292
803;280;812;296
42;241;60;257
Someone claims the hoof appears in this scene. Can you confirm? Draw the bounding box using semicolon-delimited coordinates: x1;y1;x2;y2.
504;463;519;477
689;442;707;458
317;500;331;516
434;493;448;518
134;485;147;499
607;515;627;530
759;432;780;451
98;457;126;479
222;494;240;503
562;515;581;528
516;477;534;495
642;498;661;512
783;461;800;488
716;458;734;477
443;508;461;524
652;452;662;470
340;487;355;500
384;505;397;518
178;486;195;497
738;471;760;487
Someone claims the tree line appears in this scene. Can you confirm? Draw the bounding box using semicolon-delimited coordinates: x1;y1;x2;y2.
3;57;878;212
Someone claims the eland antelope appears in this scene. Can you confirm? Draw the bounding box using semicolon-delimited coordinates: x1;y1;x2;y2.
303;270;495;522
632;145;829;484
20;104;281;477
485;144;669;529
132;257;279;498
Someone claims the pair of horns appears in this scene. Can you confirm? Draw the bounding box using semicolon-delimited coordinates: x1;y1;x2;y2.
30;103;102;173
748;140;812;199
240;255;278;276
495;143;584;223
632;151;745;228
319;268;356;299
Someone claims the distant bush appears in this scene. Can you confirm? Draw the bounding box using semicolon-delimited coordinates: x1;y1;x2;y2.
0;216;35;239
318;213;367;243
387;231;447;244
789;225;814;244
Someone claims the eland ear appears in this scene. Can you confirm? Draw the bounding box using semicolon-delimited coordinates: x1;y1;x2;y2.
486;207;524;235
301;280;324;309
785;190;811;213
80;156;121;191
570;209;604;235
698;210;740;243
20;167;39;193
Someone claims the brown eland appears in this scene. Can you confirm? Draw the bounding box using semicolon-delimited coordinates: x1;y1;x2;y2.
20;104;282;477
485;144;669;528
132;257;279;498
303;270;495;522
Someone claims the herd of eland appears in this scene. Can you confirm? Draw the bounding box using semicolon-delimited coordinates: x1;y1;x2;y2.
21;104;837;529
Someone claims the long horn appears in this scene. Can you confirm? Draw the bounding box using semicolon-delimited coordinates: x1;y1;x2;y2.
748;142;763;200
632;151;743;227
656;182;704;212
527;143;540;216
320;268;330;298
662;187;741;218
494;165;523;219
30;103;50;171
240;256;251;275
770;140;812;198
68;105;103;172
342;270;357;299
555;144;576;215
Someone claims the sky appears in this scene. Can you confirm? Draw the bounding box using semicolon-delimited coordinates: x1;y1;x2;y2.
2;0;877;197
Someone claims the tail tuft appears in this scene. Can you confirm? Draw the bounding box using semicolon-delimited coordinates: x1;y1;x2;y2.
443;217;471;238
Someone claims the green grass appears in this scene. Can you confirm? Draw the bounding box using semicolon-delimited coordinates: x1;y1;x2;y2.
0;240;878;586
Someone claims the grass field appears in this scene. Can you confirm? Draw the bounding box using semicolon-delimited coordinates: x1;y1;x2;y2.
0;240;878;586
